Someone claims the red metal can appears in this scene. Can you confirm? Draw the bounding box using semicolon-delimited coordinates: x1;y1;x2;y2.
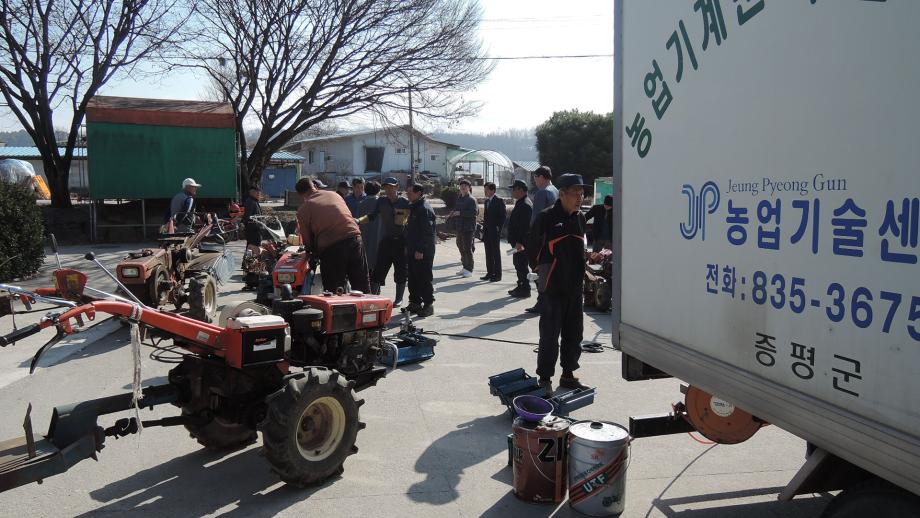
512;415;570;503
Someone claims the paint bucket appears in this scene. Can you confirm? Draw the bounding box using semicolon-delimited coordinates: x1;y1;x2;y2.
567;420;631;516
512;415;570;503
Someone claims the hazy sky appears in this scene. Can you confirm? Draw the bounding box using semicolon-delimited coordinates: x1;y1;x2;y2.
0;0;613;135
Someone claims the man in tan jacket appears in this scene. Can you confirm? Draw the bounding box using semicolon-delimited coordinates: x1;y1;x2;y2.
295;177;370;293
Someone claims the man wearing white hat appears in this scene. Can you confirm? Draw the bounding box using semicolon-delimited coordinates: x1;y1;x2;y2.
166;178;201;232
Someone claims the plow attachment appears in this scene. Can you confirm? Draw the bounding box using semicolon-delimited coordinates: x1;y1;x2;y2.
0;384;178;492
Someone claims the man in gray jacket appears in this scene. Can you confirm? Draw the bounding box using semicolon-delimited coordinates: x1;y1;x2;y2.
355;181;381;280
450;178;478;277
526;166;559;313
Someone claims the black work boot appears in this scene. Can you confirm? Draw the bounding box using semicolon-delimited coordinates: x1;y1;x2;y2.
405;301;423;314
416;304;434;317
394;282;406;307
559;371;588;390
537;377;553;393
370;282;381;295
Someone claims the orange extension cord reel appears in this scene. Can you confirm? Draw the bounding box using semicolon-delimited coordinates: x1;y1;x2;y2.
680;385;769;445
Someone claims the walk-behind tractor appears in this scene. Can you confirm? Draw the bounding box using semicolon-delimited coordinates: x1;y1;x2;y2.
0;256;396;493
116;215;234;322
242;215;291;290
258;246;317;304
583;248;613;313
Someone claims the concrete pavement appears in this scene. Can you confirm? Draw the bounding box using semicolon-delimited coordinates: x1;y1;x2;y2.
0;237;830;517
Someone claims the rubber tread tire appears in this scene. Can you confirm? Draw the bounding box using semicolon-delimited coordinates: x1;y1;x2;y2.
188;274;217;323
260;368;363;487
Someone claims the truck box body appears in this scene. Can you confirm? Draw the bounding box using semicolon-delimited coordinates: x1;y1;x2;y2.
614;1;920;495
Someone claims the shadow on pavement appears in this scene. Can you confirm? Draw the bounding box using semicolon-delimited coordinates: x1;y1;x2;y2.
436;299;517;320
81;446;327;517
649;486;830;517
466;315;529;338
409;414;509;504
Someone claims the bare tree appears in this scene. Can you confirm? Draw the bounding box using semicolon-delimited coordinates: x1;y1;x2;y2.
187;0;492;189
0;0;193;207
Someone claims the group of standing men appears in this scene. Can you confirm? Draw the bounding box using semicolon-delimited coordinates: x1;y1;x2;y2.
287;166;598;392
294;176;437;317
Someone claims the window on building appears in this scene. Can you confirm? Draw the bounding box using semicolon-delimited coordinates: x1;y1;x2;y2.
430;154;440;162
395;147;407;155
308;150;314;164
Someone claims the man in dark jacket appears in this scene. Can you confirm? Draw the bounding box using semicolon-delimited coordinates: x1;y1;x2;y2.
358;177;410;305
450;178;478;277
405;184;437;317
242;185;263;255
507;180;533;298
481;182;506;281
585;194;613;251
528;173;589;392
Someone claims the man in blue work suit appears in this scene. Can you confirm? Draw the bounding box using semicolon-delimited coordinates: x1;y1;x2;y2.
529;173;589;392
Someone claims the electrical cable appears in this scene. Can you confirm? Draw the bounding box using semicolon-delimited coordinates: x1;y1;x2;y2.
420;330;613;354
421;329;539;346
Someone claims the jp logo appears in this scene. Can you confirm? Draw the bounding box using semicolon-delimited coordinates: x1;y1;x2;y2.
680;182;720;240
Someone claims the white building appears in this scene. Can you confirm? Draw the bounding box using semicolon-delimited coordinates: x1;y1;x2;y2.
284;126;458;183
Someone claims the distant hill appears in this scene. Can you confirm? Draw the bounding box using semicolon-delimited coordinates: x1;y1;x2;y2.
0;129;68;147
432;128;537;162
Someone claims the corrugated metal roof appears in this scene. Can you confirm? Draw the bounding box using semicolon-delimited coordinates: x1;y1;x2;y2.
0;146;302;162
513;160;541;172
87;96;234;114
270;150;304;162
0;147;87;159
289;125;458;148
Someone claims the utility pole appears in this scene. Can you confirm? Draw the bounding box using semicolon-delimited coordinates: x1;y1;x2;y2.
407;84;415;186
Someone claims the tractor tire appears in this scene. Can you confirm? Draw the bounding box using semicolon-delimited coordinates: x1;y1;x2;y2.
594;279;612;312
188;274;218;323
148;269;169;308
260;368;364;487
184;416;257;451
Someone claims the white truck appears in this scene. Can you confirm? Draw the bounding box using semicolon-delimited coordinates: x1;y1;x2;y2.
613;2;920;515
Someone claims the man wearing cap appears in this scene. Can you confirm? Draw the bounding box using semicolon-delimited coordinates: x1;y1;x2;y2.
358;177;410;306
336;181;351;199
528;173;589;392
481;182;506;282
295;177;370;294
344;178;367;216
405;184;437;317
526;166;559;313
165;178;201;232
450;178;478;278
507;179;533;298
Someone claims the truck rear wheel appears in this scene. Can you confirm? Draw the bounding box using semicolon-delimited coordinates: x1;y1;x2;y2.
821;478;920;518
260;368;363;487
188;274;217;323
